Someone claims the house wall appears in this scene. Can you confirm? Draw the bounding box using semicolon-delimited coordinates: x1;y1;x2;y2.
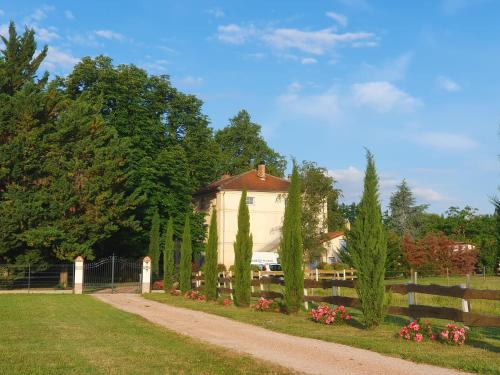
198;190;286;267
321;236;346;264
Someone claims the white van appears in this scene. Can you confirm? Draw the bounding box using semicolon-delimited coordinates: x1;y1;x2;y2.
251;251;280;271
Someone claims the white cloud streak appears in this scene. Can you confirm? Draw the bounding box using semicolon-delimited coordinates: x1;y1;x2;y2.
64;10;74;20
217;24;256;44
94;30;126;41
416;132;478;151
326;11;348;27
41;47;79;71
351;81;421;112
301;57;317;65
436;76;461;92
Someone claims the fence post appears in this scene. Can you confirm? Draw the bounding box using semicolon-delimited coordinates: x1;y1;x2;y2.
315;268;319;282
259;271;263;294
460;283;470;313
141;256;151;294
74;256;84;294
303;288;308;310
229;270;233;301
251;270;255;294
27;263;31;294
343;269;346;281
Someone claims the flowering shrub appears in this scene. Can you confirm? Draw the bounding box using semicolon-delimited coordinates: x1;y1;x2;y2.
399;320;465;344
253;298;273;311
223;298;232;306
184;290;206;301
152;280;164;290
169;288;181;296
310;304;351;325
440;324;466;345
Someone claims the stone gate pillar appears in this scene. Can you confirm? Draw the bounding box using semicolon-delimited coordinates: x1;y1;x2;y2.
74;256;84;294
142;256;151;294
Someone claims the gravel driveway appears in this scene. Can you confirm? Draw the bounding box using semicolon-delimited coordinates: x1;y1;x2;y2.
94;293;468;375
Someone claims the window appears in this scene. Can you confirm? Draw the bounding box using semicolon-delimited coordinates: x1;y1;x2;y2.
246;196;255;205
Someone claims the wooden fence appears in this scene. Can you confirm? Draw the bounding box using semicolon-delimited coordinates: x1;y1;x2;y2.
192;270;500;327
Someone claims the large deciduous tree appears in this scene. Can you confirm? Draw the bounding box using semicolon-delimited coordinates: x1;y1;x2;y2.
279;164;304;313
347;151;386;328
215;110;286;177
233;190;253;306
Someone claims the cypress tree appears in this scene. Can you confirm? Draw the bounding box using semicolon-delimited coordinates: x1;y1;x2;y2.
203;207;218;300
148;210;160;276
348;150;387;328
163;217;175;291
179;214;193;292
233;190;253;306
279;163;304;313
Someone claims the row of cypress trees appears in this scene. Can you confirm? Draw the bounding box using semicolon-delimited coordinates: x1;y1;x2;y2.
150;152;386;328
147;213;193;293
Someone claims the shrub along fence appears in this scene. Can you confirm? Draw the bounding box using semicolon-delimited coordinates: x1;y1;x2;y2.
191;270;500;328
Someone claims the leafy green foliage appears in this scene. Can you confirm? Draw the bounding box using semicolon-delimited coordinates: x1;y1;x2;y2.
203;208;218;300
148;210;160;276
215;110;286;177
179;214;192;292
347;151;386;328
298;161;340;263
279;164;304;313
163;217;175;290
233;191;253;306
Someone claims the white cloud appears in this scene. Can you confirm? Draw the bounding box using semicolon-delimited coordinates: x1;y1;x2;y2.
278;84;340;121
207;8;225;18
217;24;256;44
412;186;447;202
142;59;169;73
177;76;204;87
35;26;60;42
351;81;421;112
263;28;375;55
29;5;55;22
436;76;461;92
0;9;4;17
301;57;318;65
416;132;478;151
0;23;8;38
94;30;125;41
329;166;448;204
64;10;74;20
41;47;79;71
326;11;348;27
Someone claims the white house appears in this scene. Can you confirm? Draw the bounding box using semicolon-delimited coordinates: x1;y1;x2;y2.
320;231;347;264
193;164;290;267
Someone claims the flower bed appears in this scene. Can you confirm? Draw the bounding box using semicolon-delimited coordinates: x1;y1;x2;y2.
184;290;206;301
253;298;273;311
399;320;466;345
310;304;351;325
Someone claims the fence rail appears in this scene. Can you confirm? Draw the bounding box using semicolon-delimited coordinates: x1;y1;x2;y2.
191;270;500;327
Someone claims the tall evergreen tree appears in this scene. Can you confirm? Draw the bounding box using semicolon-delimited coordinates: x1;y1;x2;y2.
347;151;387;328
233;190;253;306
387;180;428;237
203;208;218;300
148;210;160;275
279;164;304;313
179;214;193;292
163;217;175;290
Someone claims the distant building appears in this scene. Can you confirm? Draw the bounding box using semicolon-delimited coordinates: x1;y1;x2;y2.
193;164;290;267
451;242;476;252
320;231;346;264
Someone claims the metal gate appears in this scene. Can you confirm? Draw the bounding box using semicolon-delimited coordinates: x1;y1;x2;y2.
83;255;142;293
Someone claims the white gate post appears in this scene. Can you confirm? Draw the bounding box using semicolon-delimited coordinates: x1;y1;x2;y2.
74;256;84;294
142;256;152;294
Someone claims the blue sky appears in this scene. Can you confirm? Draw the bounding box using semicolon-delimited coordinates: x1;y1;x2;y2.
2;0;499;214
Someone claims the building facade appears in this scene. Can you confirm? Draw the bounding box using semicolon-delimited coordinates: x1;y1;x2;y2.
193;165;290;267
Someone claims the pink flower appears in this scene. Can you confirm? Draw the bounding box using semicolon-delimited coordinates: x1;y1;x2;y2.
415;333;423;342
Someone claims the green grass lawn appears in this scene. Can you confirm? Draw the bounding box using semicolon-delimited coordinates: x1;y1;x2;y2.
0;295;295;375
146;293;500;375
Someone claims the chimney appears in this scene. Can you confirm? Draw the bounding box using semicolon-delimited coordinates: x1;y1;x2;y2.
257;163;266;179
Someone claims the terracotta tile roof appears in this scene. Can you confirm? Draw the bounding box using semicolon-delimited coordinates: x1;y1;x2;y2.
320;231;344;243
196;170;290;194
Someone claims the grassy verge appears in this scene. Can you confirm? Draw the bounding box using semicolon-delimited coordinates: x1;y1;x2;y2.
146;293;500;374
0;295;295;375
